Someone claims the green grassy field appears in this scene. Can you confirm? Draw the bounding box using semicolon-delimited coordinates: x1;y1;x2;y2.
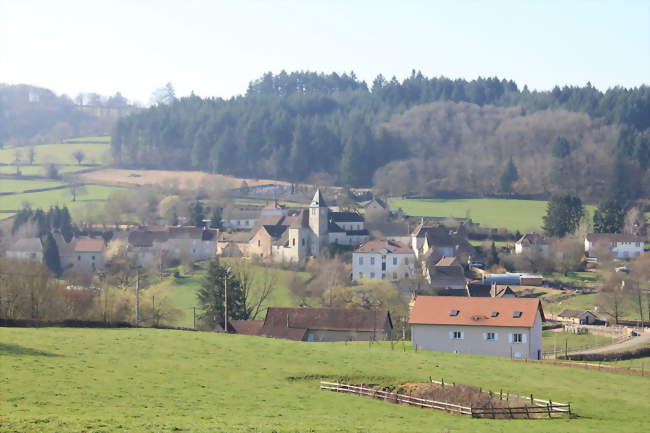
542;331;613;353
152;260;312;328
1;327;648;433
0;179;65;193
0;165;89;176
0;184;124;212
544;272;601;288
0;142;110;165
391;198;596;232
63;136;111;143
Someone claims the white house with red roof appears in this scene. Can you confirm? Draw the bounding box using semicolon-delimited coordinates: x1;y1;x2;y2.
352;240;416;282
410;296;544;359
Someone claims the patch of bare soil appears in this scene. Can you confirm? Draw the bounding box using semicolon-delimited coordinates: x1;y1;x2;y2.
77;168;294;189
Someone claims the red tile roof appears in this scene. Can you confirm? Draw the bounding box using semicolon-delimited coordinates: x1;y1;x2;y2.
74;238;105;253
354;240;412;254
409;296;544;328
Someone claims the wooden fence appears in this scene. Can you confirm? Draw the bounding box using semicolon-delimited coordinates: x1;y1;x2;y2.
320;381;571;419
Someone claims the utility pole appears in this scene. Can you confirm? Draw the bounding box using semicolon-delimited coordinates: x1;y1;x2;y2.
135;270;140;327
224;266;230;333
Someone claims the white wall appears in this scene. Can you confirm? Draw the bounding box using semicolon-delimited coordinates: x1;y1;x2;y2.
411;312;543;359
353;252;415;282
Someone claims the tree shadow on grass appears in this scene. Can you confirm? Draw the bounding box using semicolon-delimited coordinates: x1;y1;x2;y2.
0;343;62;357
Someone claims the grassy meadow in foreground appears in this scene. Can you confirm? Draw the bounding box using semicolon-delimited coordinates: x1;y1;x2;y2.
391;198;596;232
0;327;648;433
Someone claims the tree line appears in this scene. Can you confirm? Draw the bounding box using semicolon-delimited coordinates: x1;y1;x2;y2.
111;71;649;202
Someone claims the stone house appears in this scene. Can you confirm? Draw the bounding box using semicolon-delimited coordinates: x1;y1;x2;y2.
352;240;416;282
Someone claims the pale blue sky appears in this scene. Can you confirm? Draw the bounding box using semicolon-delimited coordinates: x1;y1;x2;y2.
1;0;648;103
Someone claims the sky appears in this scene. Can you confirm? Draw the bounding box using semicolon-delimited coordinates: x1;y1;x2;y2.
0;0;648;104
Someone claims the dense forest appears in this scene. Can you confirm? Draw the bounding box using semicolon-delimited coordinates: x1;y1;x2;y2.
111;71;650;202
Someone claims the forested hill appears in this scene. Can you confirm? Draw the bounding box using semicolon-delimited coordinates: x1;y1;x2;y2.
0;84;136;146
111;71;650;202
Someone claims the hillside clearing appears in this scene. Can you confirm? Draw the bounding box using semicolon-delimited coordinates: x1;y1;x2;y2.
0;179;65;193
0;184;124;212
0;165;88;176
0;327;648;433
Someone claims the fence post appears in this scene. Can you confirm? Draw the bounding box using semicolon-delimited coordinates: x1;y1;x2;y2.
530;394;534;405
441;378;444;388
547;403;552;418
499;389;503;400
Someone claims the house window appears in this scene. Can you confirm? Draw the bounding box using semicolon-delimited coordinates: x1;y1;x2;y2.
359;257;364;265
451;331;463;340
258;240;261;247
77;255;81;261
92;255;95;261
381;273;385;279
404;273;409;279
393;257;397;265
486;332;496;341
292;238;296;246
450;309;459;316
301;238;305;246
512;333;523;343
513;311;522;318
370;272;375;278
491;312;499;317
370;257;375;265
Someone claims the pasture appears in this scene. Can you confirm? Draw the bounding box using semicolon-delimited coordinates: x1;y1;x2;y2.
0;142;110;166
152;259;312;328
0;165;88;176
391;198;596;232
0;179;65;194
0;184;124;212
542;330;613;353
1;327;648;433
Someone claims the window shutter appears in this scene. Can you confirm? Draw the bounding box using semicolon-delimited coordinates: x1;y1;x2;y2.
483;332;487;340
522;334;527;343
449;331;453;339
460;332;464;340
494;332;499;341
508;333;513;343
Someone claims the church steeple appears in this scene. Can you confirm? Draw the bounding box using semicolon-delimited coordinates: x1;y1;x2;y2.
310;189;327;208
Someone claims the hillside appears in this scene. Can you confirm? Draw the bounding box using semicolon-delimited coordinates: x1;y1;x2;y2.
111;71;650;202
1;327;648;433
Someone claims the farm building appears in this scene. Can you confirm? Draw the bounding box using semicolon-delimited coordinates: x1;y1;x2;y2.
557;309;604;325
231;307;393;342
515;233;550;257
5;238;43;262
482;273;543;286
410;296;545;359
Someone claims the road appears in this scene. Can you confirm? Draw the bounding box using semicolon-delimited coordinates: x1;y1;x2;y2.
572;331;650;355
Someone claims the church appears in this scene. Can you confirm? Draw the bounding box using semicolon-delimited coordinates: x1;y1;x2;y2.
247;189;369;262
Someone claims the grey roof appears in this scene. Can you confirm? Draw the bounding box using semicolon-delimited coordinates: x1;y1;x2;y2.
586;233;645;243
222;205;261;220
7;237;42;253
330;211;364;222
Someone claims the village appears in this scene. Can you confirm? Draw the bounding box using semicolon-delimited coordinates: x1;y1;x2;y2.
3;186;648;362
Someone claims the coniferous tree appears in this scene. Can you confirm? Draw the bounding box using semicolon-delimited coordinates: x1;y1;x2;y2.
593;200;625;233
42;232;62;276
196;259;247;328
486;241;499;267
499;157;519;193
210;208;222;229
189;201;205;228
542;194;585;237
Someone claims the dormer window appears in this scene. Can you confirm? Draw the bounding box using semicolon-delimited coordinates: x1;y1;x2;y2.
450;309;459;316
491;312;499;317
513;311;522;318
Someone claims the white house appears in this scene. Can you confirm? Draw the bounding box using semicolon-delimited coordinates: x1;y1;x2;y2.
585;233;645;259
410;296;545;360
514;233;550;257
222;205;261;230
5;238;43;262
352;240;415;282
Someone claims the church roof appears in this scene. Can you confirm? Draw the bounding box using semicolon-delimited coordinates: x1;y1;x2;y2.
310;189;327;208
